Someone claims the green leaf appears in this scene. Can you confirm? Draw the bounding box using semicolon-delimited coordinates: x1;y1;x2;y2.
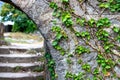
96;23;103;27
99;3;110;8
55;45;62;50
104;32;109;37
77;59;82;64
62;12;71;22
113;26;120;33
105;66;111;69
49;2;58;10
56;33;63;40
53;10;62;18
93;68;99;75
60;50;65;56
82;63;91;72
75;32;81;37
64;19;73;27
116;35;120;42
76;18;85;26
116;0;120;3
61;0;69;3
103;42;113;52
101;63;106;67
80;31;91;40
52;40;58;46
104;45;109;50
96;29;109;41
1;3;37;33
88;19;95;27
61;12;73;27
75;46;90;55
96;18;111;28
52;26;61;32
109;0;114;3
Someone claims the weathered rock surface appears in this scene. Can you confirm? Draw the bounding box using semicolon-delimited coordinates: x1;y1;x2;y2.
0;23;4;39
1;0;120;80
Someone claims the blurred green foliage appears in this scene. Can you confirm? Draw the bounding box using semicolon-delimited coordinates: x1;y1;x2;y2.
0;3;37;33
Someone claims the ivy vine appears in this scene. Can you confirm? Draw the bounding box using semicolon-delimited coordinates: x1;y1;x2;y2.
98;0;120;12
49;0;120;79
45;53;56;80
51;26;68;56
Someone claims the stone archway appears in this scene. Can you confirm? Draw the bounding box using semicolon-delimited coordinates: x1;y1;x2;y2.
0;1;48;80
0;1;60;79
0;0;120;80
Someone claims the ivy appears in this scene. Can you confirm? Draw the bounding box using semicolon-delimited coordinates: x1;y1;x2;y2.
96;29;109;41
112;26;120;42
45;53;56;80
61;12;73;27
67;53;74;57
66;58;73;64
92;76;102;80
75;31;90;40
116;35;120;42
62;12;71;22
52;40;58;47
99;2;109;8
51;26;68;55
65;71;85;80
76;18;86;26
99;0;120;12
80;31;91;40
52;26;61;33
65;71;73;79
49;2;62;18
49;2;58;10
56;33;63;40
82;63;91;72
49;1;120;79
75;46;90;55
75;31;81;37
93;68;99;75
88;18;96;27
103;42;114;53
96;18;111;28
53;9;62;18
61;0;69;4
97;54;115;72
52;26;67;39
113;26;120;33
77;59;83;64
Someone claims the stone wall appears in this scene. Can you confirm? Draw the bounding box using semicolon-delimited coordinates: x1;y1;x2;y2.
0;23;4;39
1;0;120;80
0;23;4;45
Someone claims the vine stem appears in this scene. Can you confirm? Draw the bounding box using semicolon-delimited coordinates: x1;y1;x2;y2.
111;49;120;57
89;28;104;53
79;0;86;5
99;8;106;17
108;36;120;47
82;38;99;52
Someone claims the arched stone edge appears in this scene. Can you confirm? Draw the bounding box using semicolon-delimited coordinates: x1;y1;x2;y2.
0;0;52;79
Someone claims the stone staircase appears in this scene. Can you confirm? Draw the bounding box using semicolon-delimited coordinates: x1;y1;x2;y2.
0;43;45;80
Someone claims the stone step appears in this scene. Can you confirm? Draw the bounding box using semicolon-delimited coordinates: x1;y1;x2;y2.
0;72;44;80
0;45;44;54
0;53;44;63
0;62;44;72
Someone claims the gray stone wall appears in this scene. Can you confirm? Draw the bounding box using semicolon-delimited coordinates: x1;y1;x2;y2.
0;23;5;45
1;0;120;80
0;23;4;39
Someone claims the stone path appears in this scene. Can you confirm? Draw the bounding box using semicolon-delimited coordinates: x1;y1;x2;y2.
0;33;45;80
